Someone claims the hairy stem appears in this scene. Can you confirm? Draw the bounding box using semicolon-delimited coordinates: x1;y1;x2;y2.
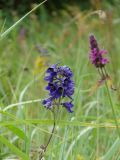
101;68;120;138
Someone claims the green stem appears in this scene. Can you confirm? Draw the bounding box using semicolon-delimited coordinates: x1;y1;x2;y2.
102;68;120;138
96;92;100;158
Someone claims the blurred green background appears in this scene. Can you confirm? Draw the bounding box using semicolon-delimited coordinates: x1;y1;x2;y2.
0;0;120;160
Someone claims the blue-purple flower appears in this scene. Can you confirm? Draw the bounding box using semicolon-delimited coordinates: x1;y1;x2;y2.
89;34;109;68
42;64;74;112
62;102;73;113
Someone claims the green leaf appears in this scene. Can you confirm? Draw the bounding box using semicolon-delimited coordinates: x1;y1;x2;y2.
0;135;29;160
6;125;28;140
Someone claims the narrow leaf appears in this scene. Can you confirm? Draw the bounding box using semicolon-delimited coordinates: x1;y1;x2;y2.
0;135;29;160
6;125;28;140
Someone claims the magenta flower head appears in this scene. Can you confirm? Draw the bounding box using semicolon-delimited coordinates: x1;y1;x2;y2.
89;34;109;68
88;34;116;92
42;64;75;113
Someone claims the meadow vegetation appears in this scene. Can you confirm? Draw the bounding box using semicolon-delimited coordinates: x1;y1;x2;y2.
0;1;120;159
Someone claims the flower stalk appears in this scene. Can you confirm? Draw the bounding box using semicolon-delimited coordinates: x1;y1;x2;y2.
39;109;56;160
102;68;120;138
40;64;75;159
89;34;120;138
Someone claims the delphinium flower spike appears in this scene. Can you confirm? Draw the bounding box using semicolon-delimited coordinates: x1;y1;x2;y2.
43;64;74;112
40;64;74;159
89;34;120;138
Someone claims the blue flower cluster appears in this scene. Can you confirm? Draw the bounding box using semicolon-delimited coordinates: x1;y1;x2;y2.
42;64;74;112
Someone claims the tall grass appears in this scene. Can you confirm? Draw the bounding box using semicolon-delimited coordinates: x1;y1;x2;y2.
0;1;120;160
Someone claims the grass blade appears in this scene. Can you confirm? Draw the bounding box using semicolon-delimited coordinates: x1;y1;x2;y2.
0;135;29;160
6;125;28;140
0;0;47;39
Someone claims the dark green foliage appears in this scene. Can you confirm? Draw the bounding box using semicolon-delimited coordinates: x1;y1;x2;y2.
0;0;117;17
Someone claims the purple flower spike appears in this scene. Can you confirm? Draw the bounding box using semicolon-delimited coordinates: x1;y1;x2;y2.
89;34;109;68
42;64;75;113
